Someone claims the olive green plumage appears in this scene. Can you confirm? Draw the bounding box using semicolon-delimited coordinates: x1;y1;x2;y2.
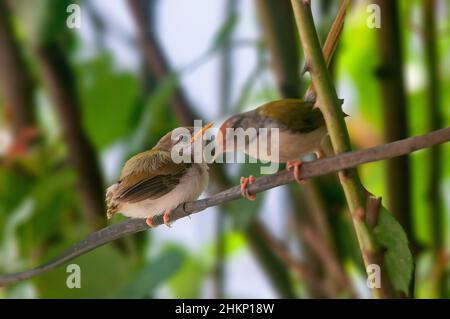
258;99;325;134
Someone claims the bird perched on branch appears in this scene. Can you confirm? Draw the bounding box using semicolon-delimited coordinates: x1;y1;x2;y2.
106;124;212;227
216;99;342;200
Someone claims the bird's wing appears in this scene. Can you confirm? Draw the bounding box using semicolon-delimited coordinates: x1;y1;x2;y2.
113;150;190;203
258;99;326;134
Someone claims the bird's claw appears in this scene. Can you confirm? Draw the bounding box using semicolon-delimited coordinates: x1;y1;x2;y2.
163;211;172;228
286;161;306;185
240;175;256;201
146;216;156;228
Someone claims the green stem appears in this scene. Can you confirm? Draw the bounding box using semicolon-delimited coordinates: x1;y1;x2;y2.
290;0;394;298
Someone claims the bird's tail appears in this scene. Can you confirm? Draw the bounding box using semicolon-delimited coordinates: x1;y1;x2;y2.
105;183;119;219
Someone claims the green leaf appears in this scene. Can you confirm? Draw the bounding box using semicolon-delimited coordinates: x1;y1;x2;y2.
119;248;184;298
168;251;206;298
373;208;414;295
77;54;139;149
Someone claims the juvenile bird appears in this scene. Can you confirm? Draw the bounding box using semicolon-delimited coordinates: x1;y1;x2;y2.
106;124;212;227
216;99;339;200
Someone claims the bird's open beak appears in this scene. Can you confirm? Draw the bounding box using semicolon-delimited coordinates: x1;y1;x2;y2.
191;122;213;143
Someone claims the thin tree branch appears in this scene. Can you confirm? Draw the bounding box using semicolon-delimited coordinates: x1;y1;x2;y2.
127;0;197;125
1;127;448;286
0;0;35;135
34;43;106;230
290;0;395;298
304;0;349;101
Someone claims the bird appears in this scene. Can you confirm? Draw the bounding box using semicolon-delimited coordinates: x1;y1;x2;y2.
106;124;212;227
215;99;341;200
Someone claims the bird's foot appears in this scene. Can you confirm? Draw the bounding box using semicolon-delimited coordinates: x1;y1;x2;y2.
286;160;306;184
163;210;172;228
146;216;156;228
240;175;256;201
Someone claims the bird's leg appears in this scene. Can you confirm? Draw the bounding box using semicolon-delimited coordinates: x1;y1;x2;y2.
240;175;256;201
146;216;156;228
145;210;172;228
163;210;172;228
315;149;326;160
286;160;306;184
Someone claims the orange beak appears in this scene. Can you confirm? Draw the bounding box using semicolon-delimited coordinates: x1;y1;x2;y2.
191;122;213;143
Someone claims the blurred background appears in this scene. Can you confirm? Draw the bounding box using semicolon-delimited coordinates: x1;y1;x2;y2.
0;0;449;298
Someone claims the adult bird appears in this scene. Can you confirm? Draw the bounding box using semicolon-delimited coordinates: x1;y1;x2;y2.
106;124;212;227
215;99;340;200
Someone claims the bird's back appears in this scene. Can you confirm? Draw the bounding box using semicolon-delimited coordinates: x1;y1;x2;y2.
257;99;325;134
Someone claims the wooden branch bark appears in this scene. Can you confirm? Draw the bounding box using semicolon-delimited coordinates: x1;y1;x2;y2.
1;126;448;286
0;0;35;135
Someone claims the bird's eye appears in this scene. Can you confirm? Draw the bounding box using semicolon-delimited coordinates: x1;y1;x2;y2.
177;134;188;143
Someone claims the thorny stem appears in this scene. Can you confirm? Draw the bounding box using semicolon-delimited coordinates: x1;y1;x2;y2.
290;0;393;298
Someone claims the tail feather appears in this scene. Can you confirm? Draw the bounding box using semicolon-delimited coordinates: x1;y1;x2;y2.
106;183;119;219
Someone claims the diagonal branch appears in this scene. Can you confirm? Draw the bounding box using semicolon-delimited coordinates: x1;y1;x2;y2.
0;0;35;135
1;126;449;286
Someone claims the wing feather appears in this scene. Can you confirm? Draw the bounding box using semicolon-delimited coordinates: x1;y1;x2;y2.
113;150;190;203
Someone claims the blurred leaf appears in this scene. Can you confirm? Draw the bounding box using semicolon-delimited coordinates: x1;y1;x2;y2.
169;249;207;298
34;244;133;298
14;0;74;46
0;198;34;272
373;207;414;295
119;248;184;298
77;54;139;149
129;73;179;152
26;168;76;244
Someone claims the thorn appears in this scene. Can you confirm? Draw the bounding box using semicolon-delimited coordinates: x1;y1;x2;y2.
301;61;311;75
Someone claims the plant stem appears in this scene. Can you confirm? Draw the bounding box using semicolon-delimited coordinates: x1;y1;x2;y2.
0;0;35;135
374;0;413;252
290;0;393;298
423;0;444;253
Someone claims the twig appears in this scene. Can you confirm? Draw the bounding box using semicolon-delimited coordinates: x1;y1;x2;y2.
250;222;330;297
1;127;449;286
304;0;349;101
0;0;35;135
